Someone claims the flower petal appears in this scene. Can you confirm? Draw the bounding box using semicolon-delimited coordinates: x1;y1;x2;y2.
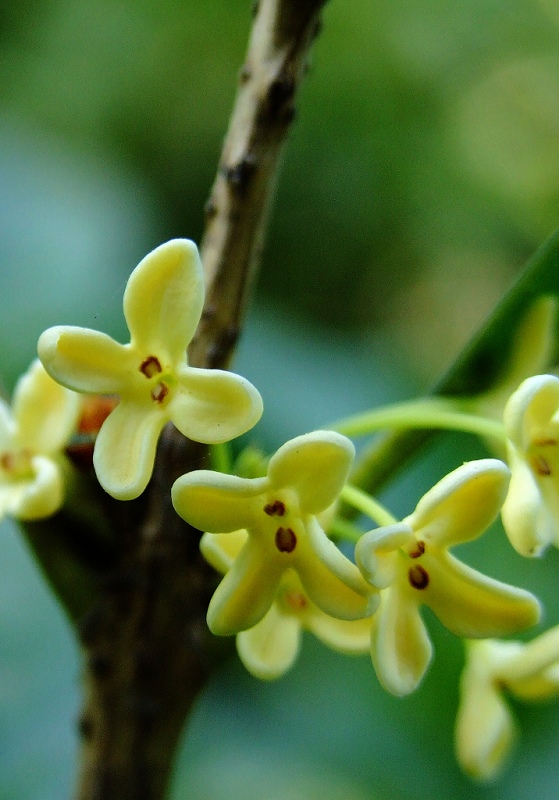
296;517;375;620
199;529;248;573
7;455;63;520
171;365;262;444
93;401;164;499
501;446;556;556
504;373;559;450
407;459;510;548
424;551;540;637
0;399;15;450
455;646;516;781
206;538;283;635
355;523;414;589
236;604;301;680
13;360;80;453
370;588;432;696
307;611;372;654
172;471;266;532
124;239;204;362
39;326;135;394
268;431;355;514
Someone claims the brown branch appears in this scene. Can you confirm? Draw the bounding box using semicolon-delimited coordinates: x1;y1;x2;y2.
71;2;328;799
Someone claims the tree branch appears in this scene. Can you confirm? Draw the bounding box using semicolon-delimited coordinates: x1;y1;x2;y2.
68;2;328;798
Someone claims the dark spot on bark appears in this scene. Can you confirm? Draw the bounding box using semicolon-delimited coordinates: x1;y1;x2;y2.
223;155;258;194
89;652;113;680
204;198;218;220
78;713;94;740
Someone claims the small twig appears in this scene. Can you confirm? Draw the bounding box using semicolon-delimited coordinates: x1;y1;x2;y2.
72;2;328;799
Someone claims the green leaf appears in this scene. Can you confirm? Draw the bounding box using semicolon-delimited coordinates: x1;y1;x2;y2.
351;226;559;497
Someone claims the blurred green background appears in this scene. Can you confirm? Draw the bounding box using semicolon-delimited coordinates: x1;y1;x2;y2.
2;0;559;797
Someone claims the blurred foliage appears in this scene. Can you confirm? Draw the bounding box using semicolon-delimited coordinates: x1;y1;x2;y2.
1;0;559;798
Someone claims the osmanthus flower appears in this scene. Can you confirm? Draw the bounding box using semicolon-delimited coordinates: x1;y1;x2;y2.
171;430;377;636
355;459;541;697
456;626;559;780
501;374;559;556
38;239;263;500
0;359;79;520
201;528;372;680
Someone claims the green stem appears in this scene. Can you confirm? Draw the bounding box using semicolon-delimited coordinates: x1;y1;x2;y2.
341;484;397;527
327;516;363;544
331;397;507;443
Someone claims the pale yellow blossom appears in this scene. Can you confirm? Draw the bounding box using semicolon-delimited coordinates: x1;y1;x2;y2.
172;431;377;636
0;360;79;520
355;459;540;696
38;239;263;500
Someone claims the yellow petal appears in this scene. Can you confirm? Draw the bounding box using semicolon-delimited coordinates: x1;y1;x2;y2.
199;529;248;574
455;649;516;781
267;431;355;514
93;401;164;500
236;604;301;680
501;446;556;556
4;455;64;520
171;366;262;444
0;400;15;450
172;471;266;532
296;517;375;620
124;239;204;363
424;551;540;637
355;523;414;589
370;588;432;696
307;611;372;654
206;538;284;635
407;459;510;548
504;373;559;451
13;360;80;454
39;326;135;394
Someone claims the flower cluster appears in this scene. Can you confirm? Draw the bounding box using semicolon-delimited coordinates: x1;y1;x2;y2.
8;238;559;783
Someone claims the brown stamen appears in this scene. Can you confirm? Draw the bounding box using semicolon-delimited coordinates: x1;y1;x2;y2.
408;564;429;590
531;454;552;477
285;590;308;612
275;526;297;553
140;355;162;378
409;540;425;559
264;500;286;516
533;437;557;447
150;383;169;404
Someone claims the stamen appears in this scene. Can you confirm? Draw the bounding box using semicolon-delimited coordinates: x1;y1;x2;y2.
151;383;169;404
531;454;552;477
264;499;286;516
408;564;429;590
275;526;297;553
284;590;308;612
533;437;557;447
409;540;425;559
140;356;162;378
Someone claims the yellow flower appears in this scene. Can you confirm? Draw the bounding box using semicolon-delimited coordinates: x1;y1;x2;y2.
456;626;559;780
501;373;559;556
355;459;540;697
201;529;371;680
38;239;263;500
172;430;377;636
0;360;79;520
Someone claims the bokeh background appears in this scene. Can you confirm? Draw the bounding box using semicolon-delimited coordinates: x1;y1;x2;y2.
1;0;559;798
